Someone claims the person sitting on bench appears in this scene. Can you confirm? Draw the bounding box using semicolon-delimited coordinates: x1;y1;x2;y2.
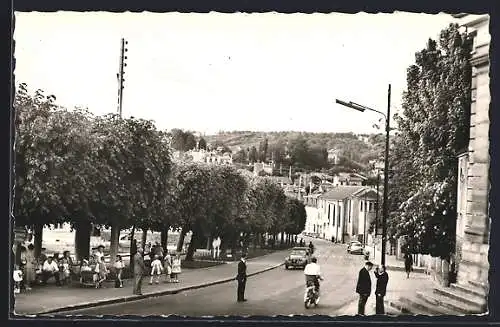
41;256;61;286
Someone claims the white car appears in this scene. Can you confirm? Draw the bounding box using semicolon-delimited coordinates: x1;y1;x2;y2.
347;241;364;255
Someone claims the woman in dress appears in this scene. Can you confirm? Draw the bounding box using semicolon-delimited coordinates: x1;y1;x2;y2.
23;244;36;290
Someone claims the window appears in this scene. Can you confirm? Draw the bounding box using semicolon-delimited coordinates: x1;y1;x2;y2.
369;202;373;212
360;201;363;212
328;204;331;219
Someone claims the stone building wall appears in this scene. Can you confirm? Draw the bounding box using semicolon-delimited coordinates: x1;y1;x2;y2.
454;14;491;286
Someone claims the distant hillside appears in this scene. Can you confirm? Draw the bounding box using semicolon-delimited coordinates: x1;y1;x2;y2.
204;131;385;168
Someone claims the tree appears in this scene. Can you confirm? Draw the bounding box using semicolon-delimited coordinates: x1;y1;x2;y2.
14;84;100;258
233;148;248;163
198;137;207;150
388;24;472;259
248;146;258;163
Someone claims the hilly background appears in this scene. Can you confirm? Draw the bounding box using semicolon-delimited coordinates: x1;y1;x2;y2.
202;131;385;174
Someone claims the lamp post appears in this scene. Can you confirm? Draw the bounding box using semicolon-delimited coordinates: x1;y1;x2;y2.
335;84;391;266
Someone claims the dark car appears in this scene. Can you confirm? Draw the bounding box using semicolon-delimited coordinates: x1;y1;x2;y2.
285;247;311;270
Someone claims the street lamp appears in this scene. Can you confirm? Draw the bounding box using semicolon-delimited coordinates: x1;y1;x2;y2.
335;84;391;266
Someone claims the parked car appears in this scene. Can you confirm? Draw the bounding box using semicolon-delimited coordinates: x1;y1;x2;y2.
285;247;311;270
347;241;364;255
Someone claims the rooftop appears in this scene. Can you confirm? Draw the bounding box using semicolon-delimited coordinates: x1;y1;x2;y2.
319;185;367;200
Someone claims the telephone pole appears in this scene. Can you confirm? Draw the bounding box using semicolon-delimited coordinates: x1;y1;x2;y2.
117;38;128;117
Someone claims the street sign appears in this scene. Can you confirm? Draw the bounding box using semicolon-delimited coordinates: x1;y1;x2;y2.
14;227;27;243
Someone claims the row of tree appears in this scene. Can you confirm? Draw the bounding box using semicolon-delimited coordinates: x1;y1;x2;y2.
13;83;307;262
386;24;472;259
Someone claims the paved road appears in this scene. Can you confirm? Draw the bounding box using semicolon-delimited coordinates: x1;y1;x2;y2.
64;239;367;316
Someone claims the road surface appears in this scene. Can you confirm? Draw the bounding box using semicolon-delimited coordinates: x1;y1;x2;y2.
63;239;368;316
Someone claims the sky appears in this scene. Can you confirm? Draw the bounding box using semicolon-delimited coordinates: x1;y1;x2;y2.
14;12;455;135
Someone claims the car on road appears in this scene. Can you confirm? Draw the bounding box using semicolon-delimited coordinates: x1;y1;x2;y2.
347;241;364;255
285;247;311;270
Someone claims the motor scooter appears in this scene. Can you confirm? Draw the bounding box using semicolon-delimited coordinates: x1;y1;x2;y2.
304;277;323;309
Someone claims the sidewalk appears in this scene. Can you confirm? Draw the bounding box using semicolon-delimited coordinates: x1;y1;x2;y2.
337;269;436;316
367;249;425;274
13;249;288;315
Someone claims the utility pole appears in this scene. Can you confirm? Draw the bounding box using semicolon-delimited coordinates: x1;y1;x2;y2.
117;38;128;117
381;84;391;266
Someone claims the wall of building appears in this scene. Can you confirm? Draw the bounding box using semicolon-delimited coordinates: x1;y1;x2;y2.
455;14;490;286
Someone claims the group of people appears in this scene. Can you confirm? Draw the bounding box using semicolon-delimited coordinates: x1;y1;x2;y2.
13;244;75;293
131;246;182;296
356;261;389;315
300;241;390;315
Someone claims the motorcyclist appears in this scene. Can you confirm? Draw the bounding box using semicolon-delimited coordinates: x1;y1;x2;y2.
304;257;323;303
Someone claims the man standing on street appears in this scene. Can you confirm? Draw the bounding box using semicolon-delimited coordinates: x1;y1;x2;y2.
374;265;389;314
133;247;146;295
236;253;247;302
356;261;373;315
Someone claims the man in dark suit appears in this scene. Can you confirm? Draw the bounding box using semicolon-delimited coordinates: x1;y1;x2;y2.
133;247;146;295
374;265;389;314
236;253;247;302
356;261;373;315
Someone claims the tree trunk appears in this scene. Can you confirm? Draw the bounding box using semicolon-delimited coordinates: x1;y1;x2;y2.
160;226;169;251
141;229;148;248
442;257;450;287
177;227;187;253
109;223;121;266
207;236;212;251
129;225;136;258
74;221;91;262
33;223;43;259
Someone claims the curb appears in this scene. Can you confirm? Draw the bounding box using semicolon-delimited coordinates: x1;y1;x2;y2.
386;265;426;274
27;262;285;315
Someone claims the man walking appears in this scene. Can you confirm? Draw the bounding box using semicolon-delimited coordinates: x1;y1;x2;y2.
356;261;373;315
374;265;389;314
133;247;146;295
236;253;247;302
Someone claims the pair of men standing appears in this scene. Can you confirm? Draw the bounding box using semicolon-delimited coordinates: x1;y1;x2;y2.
356;261;389;315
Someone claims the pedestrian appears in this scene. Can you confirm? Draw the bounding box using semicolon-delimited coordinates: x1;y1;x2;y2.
404;252;413;279
374;265;389;314
133;247;146;295
113;255;124;288
171;253;182;283
13;264;23;294
41;256;61;285
23;243;36;290
236;253;247;302
356;261;373;315
149;254;163;285
95;256;108;288
164;251;173;283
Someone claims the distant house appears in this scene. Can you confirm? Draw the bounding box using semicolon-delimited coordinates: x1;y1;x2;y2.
333;172;367;186
253;161;274;176
174;149;233;165
311;185;379;243
267;176;293;188
327;149;341;165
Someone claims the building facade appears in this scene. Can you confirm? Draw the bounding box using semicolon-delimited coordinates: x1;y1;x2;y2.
304;186;378;243
454;14;490;287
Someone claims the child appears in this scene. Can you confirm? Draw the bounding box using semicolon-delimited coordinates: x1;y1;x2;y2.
149;254;163;285
61;258;71;284
113;255;124;288
171;253;182;283
13;265;23;294
80;259;92;272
